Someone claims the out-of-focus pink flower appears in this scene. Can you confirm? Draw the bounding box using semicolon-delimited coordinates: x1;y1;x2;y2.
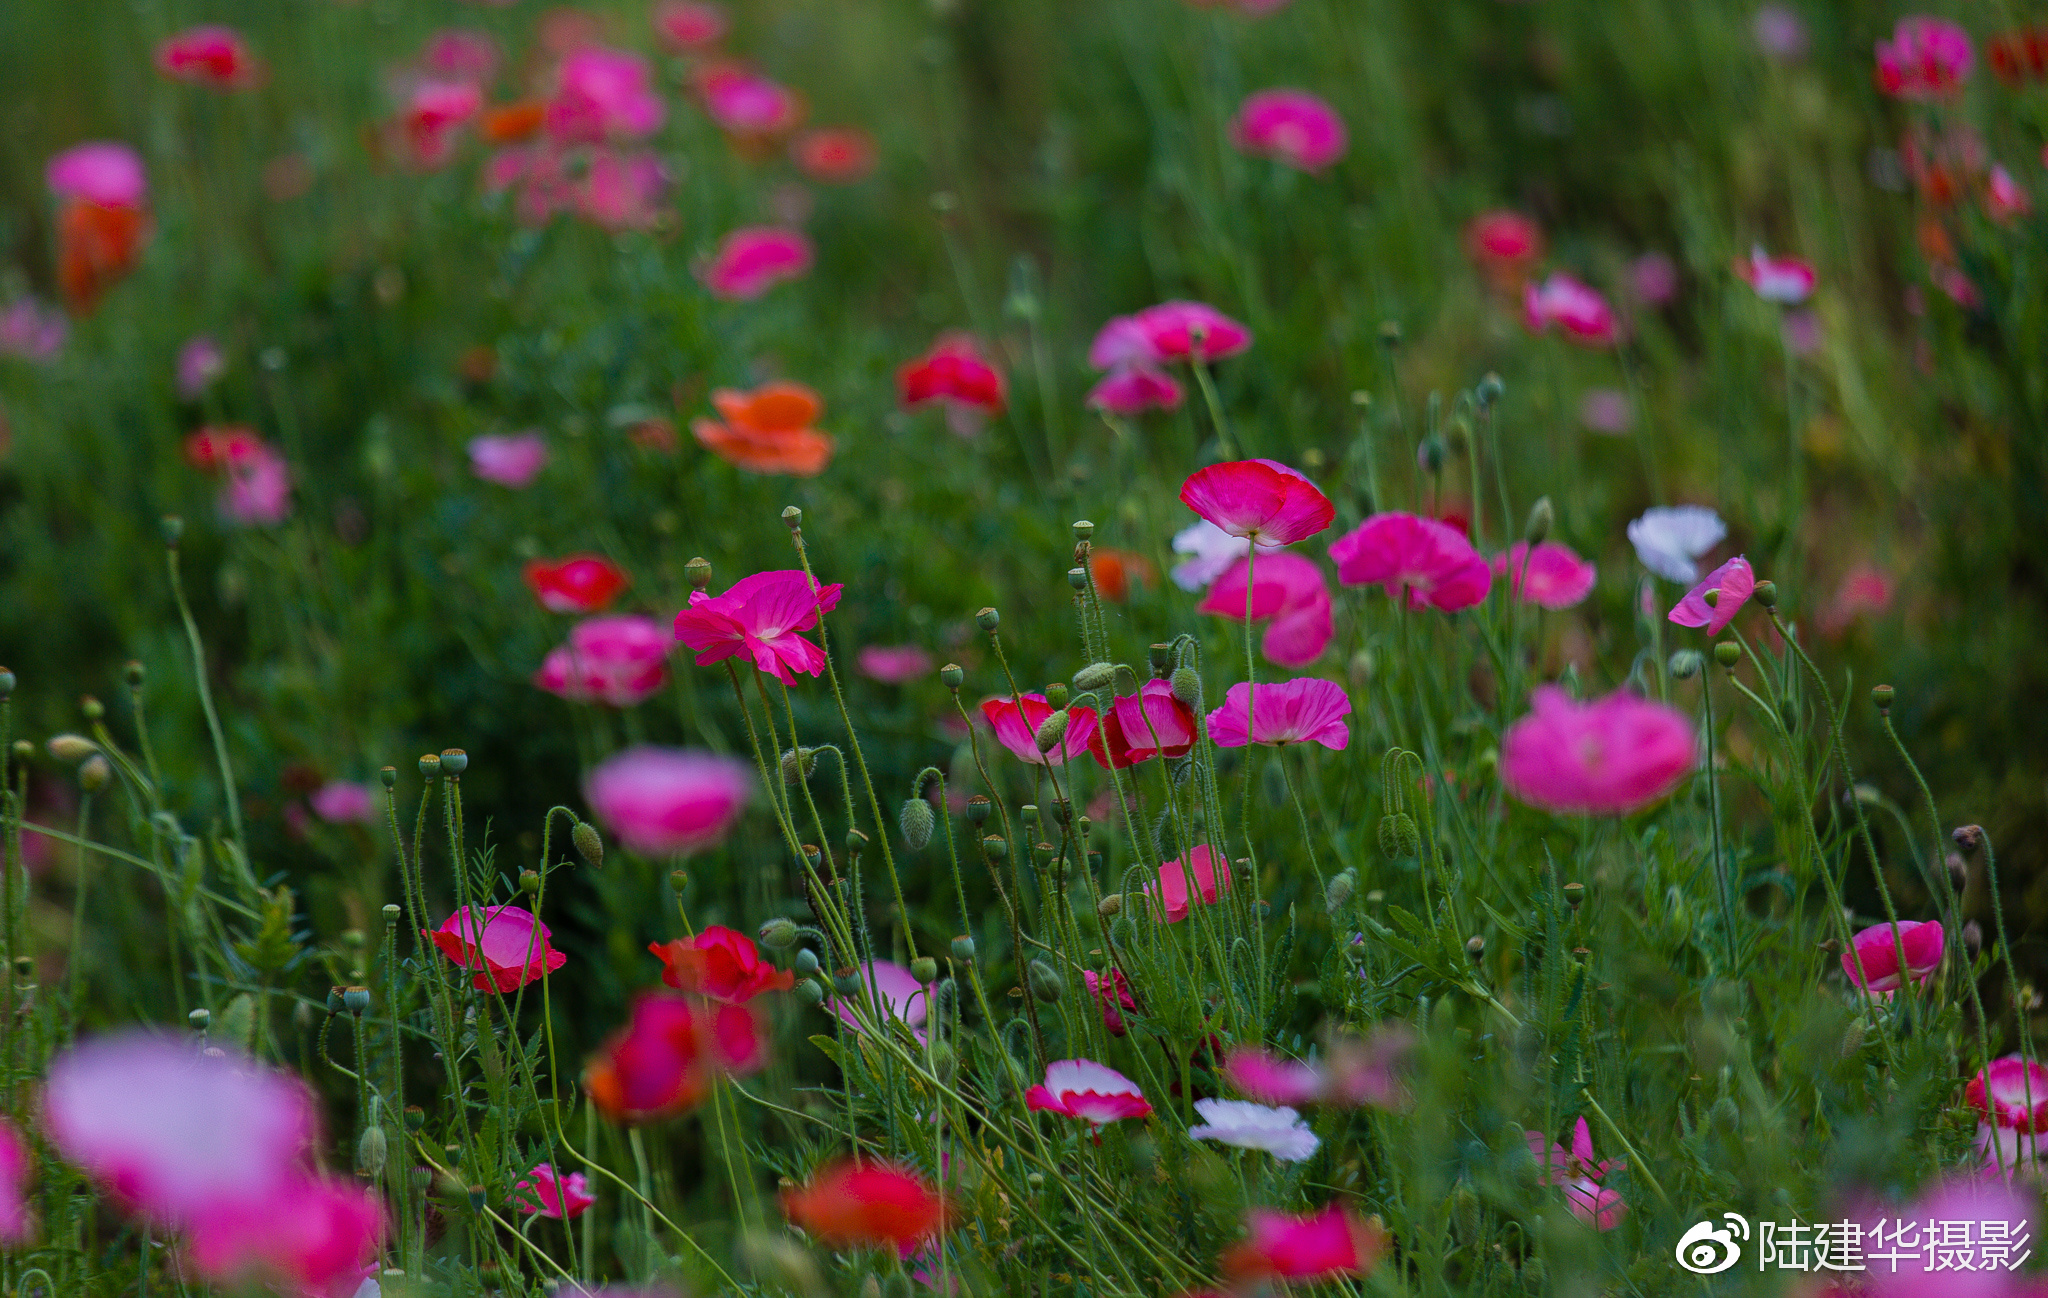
898;333;1006;435
47;143;147;209
220;442;292;526
535;615;672;707
1189;1099;1318;1161
583;746;752;856
1527;1118;1627;1231
1206;678;1350;750
1969;1056;2048;1134
1753;6;1807;60
1524;273;1618;346
1329;512;1492;612
421;29;500;83
584;993;763;1123
699;226;813;299
1230;90;1346;171
1170;518;1280;591
1628;505;1726;583
1025;1059;1153;1127
1088;680;1197;770
1493;542;1597;609
979;693;1099;765
1988;165;2032;223
186;1172;382;1298
1500;687;1695;816
525;554;630;613
1224;1048;1323;1106
1851;1177;2033;1297
1735;246;1816;304
469;431;548;487
429;905;567;992
402;81;484;169
515;1163;594;1219
0;1124;33;1244
1781;308;1822;357
1085;969;1136;1035
673;568;844;686
176;335;223;397
184;426;262;471
829;960;931;1041
650;925;794;1003
1876;17;1974;99
1577;388;1632;434
1226;1027;1414;1109
309;781;378;824
1222;1205;1385;1282
1181;459;1333;546
1934;264;1982;309
1631;252;1679;305
1820;563;1895;636
780;1160;946;1251
857;645;932;684
1466;210;1544;290
700;65;802;139
1147;845;1231;922
791;128;875;182
1198;552;1333;667
1842;920;1944;994
0;299;66;363
1667;555;1754;636
155;26;260;90
575;148;668;230
546;47;666;144
1092;301;1252;366
1087;364;1182;415
655;0;729;50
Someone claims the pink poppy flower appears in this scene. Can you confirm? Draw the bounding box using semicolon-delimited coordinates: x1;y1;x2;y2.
0;299;66;363
857;645;932;684
650;925;794;1003
1524;273;1618;346
673;568;844;686
1329;512;1492;611
978;693;1100;765
1876;17;1974;99
469;431;548;487
1735;246;1815;305
1493;542;1597;609
1025;1059;1153;1127
43;1032;318;1228
1969;1056;2048;1134
1988;165;2032;223
525;554;630;613
0;1124;26;1244
420;29;500;83
898;333;1006;434
575;148;668;230
155;26;260;90
1842;920;1944;994
546;47;665;144
1225;1027;1414;1109
1089;680;1197;770
1466;210;1544;290
829;960;931;1041
1119;301;1252;364
1850;1177;2032;1296
535;614;672;707
1528;1117;1627;1231
1577;388;1632;434
1146;845;1231;922
1820;563;1896;636
1500;686;1695;816
1206;678;1350;750
1087;364;1182;415
1631;252;1679;305
1085;969;1136;1035
46;143;147;209
515;1163;595;1219
699;226;813;300
1229;90;1346;172
1667;555;1755;636
700;66;802;138
1180;459;1334;547
1198;552;1333;667
1170;518;1280;592
402;80;484;169
219;442;292;527
655;0;728;50
791;127;876;183
1188;1098;1318;1161
1222;1205;1385;1281
176;335;224;397
309;781;378;824
429;905;567;992
185;1172;383;1298
1223;1048;1322;1106
582;746;752;856
1753;6;1807;61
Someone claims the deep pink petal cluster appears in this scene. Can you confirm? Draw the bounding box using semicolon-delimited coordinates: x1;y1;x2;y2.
469;431;549;487
1820;563;1895;637
1222;1205;1384;1281
183;1173;383;1298
536;615;672;707
1843;920;1945;994
898;333;1007;430
1329;512;1491;611
701;67;802;136
1085;968;1137;1035
1500;687;1695;816
1988;166;2032;224
1876;17;1974;99
516;1162;596;1219
673;569;844;685
1024;1059;1153;1127
582;746;752;856
47;143;148;208
1969;1056;2048;1134
700;227;814;299
429;905;568;992
546;47;666;144
1492;542;1597;609
1225;1026;1414;1109
574;148;669;230
420;29;500;83
979;693;1100;766
1088;680;1197;769
219;442;293;526
1091;301;1251;366
1229;89;1347;171
1146;845;1231;922
1206;678;1351;750
1523;273;1618;346
1181;459;1334;546
1667;556;1754;637
155;26;260;90
1197;552;1333;666
1528;1117;1627;1231
1735;247;1816;304
1087;363;1182;415
655;0;729;50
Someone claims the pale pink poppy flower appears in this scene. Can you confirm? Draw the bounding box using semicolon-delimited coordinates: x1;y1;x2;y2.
582;746;752;856
1493;542;1597;609
977;693;1100;765
1988;165;2032;223
546;47;666;144
1222;1048;1321;1105
0;299;66;363
1876;17;1974;99
1181;459;1334;546
1229;90;1346;172
47;143;147;208
1819;562;1895;636
1753;6;1807;60
155;26;260;90
0;1124;32;1244
469;431;548;487
1527;1117;1627;1231
1500;686;1695;816
515;1163;594;1219
1206;678;1350;750
185;1172;383;1298
1667;555;1754;636
1577;388;1632;434
1850;1178;2032;1297
673;568;844;685
176;335;224;397
402;81;484;169
1025;1059;1153;1127
1626;504;1725;583
857;645;932;684
699;227;814;299
534;614;672;707
1322;1025;1416;1108
1781;308;1822;357
1842;920;1944;993
429;904;567;992
1969;1056;2048;1137
700;67;802;137
43;1032;318;1228
575;148;668;230
1630;252;1679;305
1169;518;1280;592
309;781;379;824
220;442;292;526
1087;364;1182;415
1146;845;1231;922
420;29;499;83
1735;246;1816;304
1524;273;1618;346
1222;1205;1384;1281
1329;512;1492;612
829;960;930;1041
1188;1099;1318;1161
1197;552;1333;667
655;0;728;50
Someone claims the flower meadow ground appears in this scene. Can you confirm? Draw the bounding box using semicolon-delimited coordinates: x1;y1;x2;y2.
5;1;2048;1295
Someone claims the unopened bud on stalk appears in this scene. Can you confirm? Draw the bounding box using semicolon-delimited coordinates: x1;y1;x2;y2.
1476;373;1505;407
1067;567;1087;591
1466;935;1486;961
940;663;964;690
1524;497;1553;545
78;755;111;793
911;957;939;985
929;1039;958;1082
439;748;468;776
1027;960;1064;1003
1965;920;1984;955
46;734;97;763
1110;917;1135;948
1170;667;1202;708
780;748;817;784
1325;869;1356;915
379;766;397;789
1948;853;1968;891
1377;812;1420;859
965;795;991;826
161;515;184;547
951;935;976;962
1033;711;1070;754
518;870;539;894
123;660;146;688
781;505;803;532
1753;580;1778;609
1097;893;1123;918
1839;1018;1866;1057
571;821;604;868
1668;650;1703;680
793;948;820;976
1954;824;1986;854
1713;642;1741;669
189;1007;210;1032
357;1125;388;1177
975;607;1000;633
899;797;935;850
80;695;104;721
982;835;1007;861
1074;663;1116;692
1872;683;1895;712
685;556;713;590
1416;435;1446;475
418;753;442;779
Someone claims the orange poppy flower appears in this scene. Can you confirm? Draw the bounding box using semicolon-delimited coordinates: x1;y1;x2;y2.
479;101;546;146
57;200;149;315
1089;548;1156;603
691;380;835;476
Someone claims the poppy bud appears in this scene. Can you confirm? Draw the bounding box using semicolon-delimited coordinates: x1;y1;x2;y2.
518;870;540;894
1033;710;1070;753
911;957;939;985
80;695;104;721
1753;579;1777;608
951;935;976;962
1067;567;1088;591
0;668;12;697
78;755;112;793
1668;650;1703;680
1954;824;1985;854
440;748;468;776
1562;882;1585;910
1110;916;1136;949
1451;1180;1481;1238
1074;663;1116;693
379;766;397;789
1325;869;1356;915
1948;853;1968;891
46;734;98;763
898;796;936;851
965;795;991;826
975;607;1000;632
1072;519;1095;543
189;1007;211;1032
1466;935;1486;960
418;753;442;779
572;821;605;869
1524;496;1554;545
781;506;803;532
940;663;964;690
357;1125;388;1177
1713;642;1741;668
685;556;713;590
1416;435;1446;475
780;748;817;784
1476;373;1505;407
792;948;820;977
930;1039;958;1082
161;515;184;547
1170;667;1202;708
1027;959;1064;1003
982;835;1007;861
1965;920;1984;955
1872;684;1895;712
1377;812;1420;859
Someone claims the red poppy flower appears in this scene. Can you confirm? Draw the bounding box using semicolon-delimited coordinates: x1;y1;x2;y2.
1088;549;1154;603
898;333;1006;422
184;426;264;471
791;127;876;182
479;102;547;145
584;991;761;1124
523;554;631;614
780;1160;946;1250
648;925;795;1003
57;200;149;315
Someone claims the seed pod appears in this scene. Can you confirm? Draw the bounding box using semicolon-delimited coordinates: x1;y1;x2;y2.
344;986;371;1015
1753;579;1778;608
188;1007;211;1032
518;870;539;894
571;821;605;869
684;556;713;590
439;748;468;776
911;957;939;985
1067;567;1088;591
379;766;398;789
940;663;964;690
1872;683;1895;711
1562;882;1585;909
965;795;991;826
1170;667;1202;708
981;835;1007;861
950;935;976;962
1713;642;1741;668
832;968;864;997
781;505;803;531
758;917;798;950
1045;682;1069;711
899;797;936;851
975;607;1000;632
418;753;442;779
0;668;14;697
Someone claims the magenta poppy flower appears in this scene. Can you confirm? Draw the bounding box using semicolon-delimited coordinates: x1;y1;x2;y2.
1876;17;1973;99
1206;677;1351;750
420;29;500;83
1024;1059;1153;1127
673;568;844;686
515;1163;595;1219
219;442;292;527
1523;273;1618;347
1223;1205;1384;1282
176;335;224;397
1329;512;1492;611
429;905;567;992
575;148;668;230
828;960;931;1041
0;298;66;364
0;1125;25;1245
1969;1056;2048;1134
856;645;932;684
1198;552;1334;667
1667;555;1754;636
1224;1028;1414;1110
1527;1118;1627;1232
1189;1098;1318;1161
535;615;672;707
546;47;665;144
1146;845;1231;923
1180;459;1334;548
898;333;1006;435
701;67;801;137
1735;246;1815;305
1842;920;1944;994
583;746;751;856
1089;680;1197;770
1109;301;1252;364
978;693;1100;765
1989;165;2032;223
1229;89;1347;172
655;0;728;50
699;226;814;300
1087;364;1182;415
47;143;147;209
1223;1048;1322;1106
155;26;260;90
1500;686;1695;816
309;781;378;824
1819;563;1895;637
1085;968;1136;1035
1493;542;1597;610
469;431;548;487
185;1171;383;1298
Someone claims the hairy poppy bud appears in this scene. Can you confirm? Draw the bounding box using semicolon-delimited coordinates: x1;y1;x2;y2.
929;1039;958;1082
951;935;976;962
1753;579;1777;608
1709;1096;1740;1135
1872;683;1895;712
685;556;713;590
1074;662;1116;692
1965;920;1984;955
899;797;935;851
440;748;468;776
1524;496;1553;545
1033;710;1070;753
46;734;97;763
1170;667;1202;708
1098;893;1123;918
982;835;1007;861
1325;869;1356;915
793;948;820;976
78;755;112;793
781;505;803;532
940;663;964;690
1713;642;1741;669
1377;812;1420;859
780;748;817;784
357;1125;388;1177
1027;959;1064;1003
911;957;939;985
571;821;604;869
1109;917;1134;948
418;753;442;779
975;607;1000;632
1669;650;1703;680
379;766;397;789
